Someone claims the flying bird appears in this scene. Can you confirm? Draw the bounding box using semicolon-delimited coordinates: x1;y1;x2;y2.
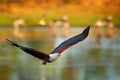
6;26;90;65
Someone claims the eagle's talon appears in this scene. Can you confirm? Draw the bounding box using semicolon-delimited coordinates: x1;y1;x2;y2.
42;61;47;65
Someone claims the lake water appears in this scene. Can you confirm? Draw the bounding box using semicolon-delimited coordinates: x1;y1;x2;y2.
0;27;120;80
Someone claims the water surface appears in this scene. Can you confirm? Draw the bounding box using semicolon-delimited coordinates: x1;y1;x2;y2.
0;27;120;80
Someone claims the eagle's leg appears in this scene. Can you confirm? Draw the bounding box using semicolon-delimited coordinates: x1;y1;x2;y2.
42;57;48;65
42;61;47;65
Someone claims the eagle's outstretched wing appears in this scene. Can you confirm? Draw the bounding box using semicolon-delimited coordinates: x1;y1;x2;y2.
50;26;90;54
6;39;49;60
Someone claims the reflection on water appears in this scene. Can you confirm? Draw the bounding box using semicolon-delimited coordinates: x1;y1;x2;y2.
0;27;120;80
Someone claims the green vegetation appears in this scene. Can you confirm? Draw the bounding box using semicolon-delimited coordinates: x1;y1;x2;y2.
0;14;13;26
0;13;120;27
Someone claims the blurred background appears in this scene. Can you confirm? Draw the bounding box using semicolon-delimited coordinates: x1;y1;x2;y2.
0;0;120;26
0;0;120;80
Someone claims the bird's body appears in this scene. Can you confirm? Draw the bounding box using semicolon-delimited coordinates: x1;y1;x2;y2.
6;26;90;65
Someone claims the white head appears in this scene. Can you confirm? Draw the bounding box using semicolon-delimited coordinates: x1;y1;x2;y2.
49;53;60;62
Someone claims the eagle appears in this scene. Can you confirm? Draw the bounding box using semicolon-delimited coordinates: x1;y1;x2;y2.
6;26;90;65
